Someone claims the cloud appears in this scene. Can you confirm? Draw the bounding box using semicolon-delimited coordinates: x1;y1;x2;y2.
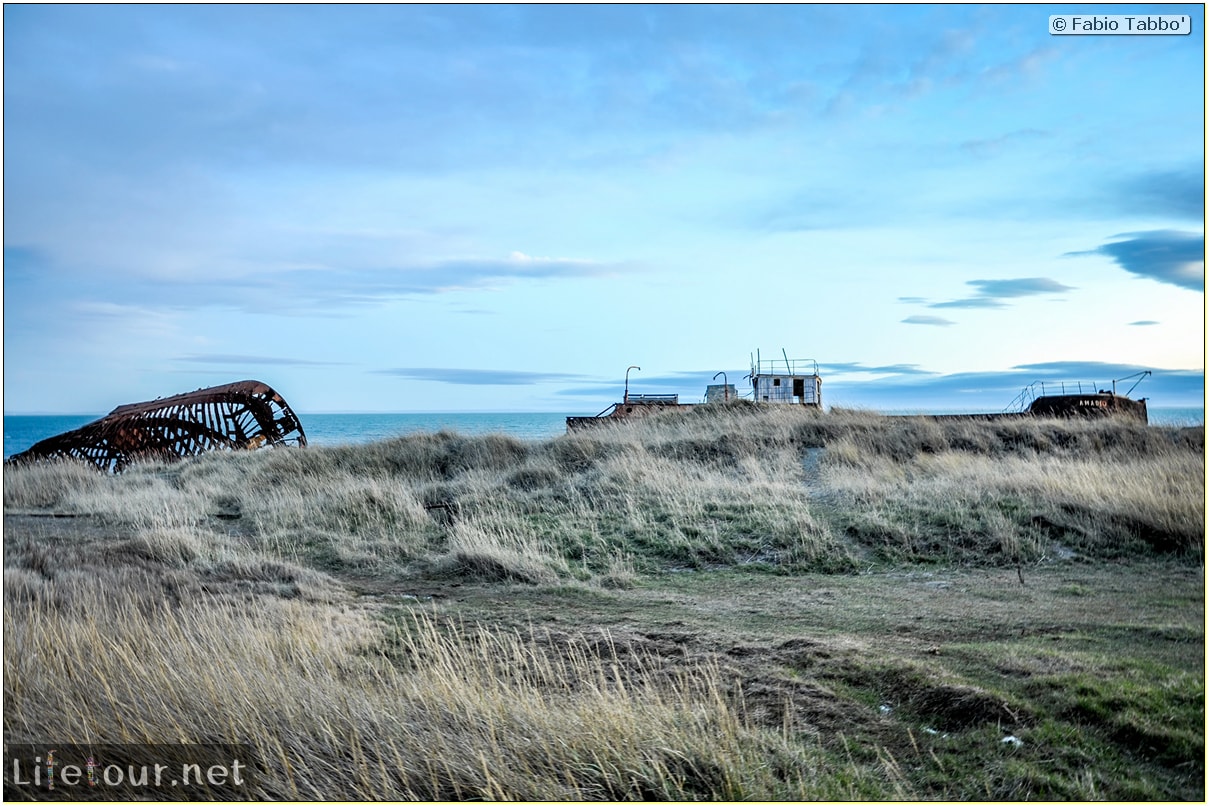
928;298;1006;310
977;45;1060;87
1068;230;1204;292
4;6;947;179
1010;360;1143;377
819;16;1037;119
555;369;750;400
960;128;1048;159
1009;361;1194;398
750;186;879;233
1114;165;1204;222
825;360;1202;410
374;368;590;386
556;385;631;399
823;362;936;375
63;252;624;315
1129;320;1159;326
901;315;955;326
390;253;618;293
553;359;1202;410
263;253;625;309
1008;361;1196;397
929;276;1074;309
983;164;1206;228
966;278;1073;298
175;354;347;367
260;253;618;300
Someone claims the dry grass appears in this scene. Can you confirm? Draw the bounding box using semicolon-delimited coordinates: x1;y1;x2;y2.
5;409;1200;580
4;406;1203;799
818;416;1203;562
3;559;890;800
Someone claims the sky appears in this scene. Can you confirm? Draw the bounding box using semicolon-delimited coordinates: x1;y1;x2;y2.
3;3;1204;415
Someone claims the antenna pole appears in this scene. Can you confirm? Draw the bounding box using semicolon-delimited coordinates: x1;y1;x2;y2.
625;365;640;404
714;371;729;401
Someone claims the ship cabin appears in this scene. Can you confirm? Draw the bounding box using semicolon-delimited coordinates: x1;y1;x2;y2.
750;356;822;407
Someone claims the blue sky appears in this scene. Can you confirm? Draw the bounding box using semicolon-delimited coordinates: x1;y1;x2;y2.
3;3;1204;414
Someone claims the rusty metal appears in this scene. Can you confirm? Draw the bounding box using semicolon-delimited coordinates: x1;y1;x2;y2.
566;396;689;430
1027;392;1148;422
6;380;307;473
1003;371;1151;423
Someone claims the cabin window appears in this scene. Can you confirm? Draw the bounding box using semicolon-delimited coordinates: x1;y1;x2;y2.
773;378;781;386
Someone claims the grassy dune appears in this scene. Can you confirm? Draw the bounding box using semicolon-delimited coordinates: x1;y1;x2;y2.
4;407;1204;799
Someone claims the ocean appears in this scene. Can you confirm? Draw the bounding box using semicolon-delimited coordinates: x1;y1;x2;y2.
3;407;1204;461
2;412;573;460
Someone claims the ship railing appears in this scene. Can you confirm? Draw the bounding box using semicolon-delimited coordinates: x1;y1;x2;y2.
587;394;679;418
1003;380;1113;412
751;358;820;377
625;394;679;403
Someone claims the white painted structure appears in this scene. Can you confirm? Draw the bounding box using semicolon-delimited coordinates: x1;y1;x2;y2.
750;354;822;406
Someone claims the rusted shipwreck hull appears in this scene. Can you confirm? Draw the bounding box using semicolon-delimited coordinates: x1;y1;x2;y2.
6;380;307;473
566;395;692;431
1007;372;1151;423
927;393;1149;424
1027;392;1148;422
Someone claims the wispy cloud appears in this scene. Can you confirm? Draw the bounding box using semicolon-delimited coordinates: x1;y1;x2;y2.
819;17;1050;119
967;278;1073;298
1010;360;1149;378
901;315;956;326
1113;165;1204;222
1067;230;1204;292
555;369;750;400
561;360;1202;409
175;354;348;367
374;368;591;386
928;297;1007;310
65;252;626;315
271;253;622;305
1129;320;1159;326
977;45;1060;87
959;128;1048;159
556;385;629;399
823;362;936;375
930;277;1074;309
750;186;881;233
3;5;1202;416
826;361;1202;409
6;6;986;178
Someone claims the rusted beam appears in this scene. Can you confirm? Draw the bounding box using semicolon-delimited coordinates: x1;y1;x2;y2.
6;380;307;473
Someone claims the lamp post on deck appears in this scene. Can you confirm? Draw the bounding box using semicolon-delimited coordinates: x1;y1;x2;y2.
625;365;640;404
